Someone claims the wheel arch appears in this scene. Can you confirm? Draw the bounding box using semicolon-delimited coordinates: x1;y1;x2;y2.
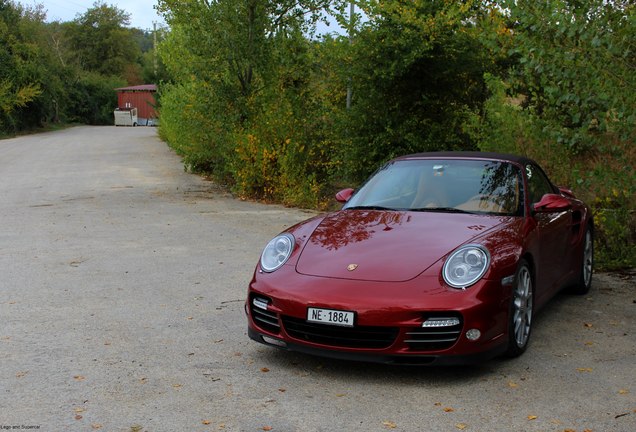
520;252;536;284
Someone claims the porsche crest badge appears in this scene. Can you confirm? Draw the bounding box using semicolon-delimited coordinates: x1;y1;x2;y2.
347;264;358;271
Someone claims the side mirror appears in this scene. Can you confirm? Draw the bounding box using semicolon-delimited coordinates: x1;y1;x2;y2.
533;193;571;213
558;186;576;198
335;188;355;203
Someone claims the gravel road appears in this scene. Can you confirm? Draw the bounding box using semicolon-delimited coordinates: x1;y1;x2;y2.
0;126;634;432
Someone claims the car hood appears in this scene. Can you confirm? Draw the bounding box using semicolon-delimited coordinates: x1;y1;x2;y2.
295;210;512;282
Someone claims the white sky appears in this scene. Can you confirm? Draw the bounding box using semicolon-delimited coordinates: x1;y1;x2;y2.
19;0;165;30
18;0;351;35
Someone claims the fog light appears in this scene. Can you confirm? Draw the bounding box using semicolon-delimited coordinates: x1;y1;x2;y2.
262;336;287;347
466;329;481;341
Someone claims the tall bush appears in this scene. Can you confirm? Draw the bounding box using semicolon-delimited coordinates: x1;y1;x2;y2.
157;0;343;207
473;1;636;269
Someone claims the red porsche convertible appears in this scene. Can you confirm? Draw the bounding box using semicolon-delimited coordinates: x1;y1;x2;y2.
246;152;594;365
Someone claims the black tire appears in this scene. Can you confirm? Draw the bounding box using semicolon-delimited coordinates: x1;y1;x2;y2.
569;226;593;295
504;259;534;358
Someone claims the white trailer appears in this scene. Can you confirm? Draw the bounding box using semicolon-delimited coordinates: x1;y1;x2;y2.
114;108;138;126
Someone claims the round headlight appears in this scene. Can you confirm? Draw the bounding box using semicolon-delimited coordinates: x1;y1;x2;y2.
260;234;295;272
443;245;490;289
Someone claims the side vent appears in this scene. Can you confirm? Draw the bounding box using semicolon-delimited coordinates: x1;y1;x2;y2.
405;313;463;351
249;294;280;334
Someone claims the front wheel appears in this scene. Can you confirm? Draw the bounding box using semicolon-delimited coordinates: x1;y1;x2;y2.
504;259;534;358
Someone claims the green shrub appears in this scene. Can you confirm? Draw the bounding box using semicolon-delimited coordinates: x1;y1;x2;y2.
230;78;336;209
471;76;635;270
158;81;233;180
66;73;126;125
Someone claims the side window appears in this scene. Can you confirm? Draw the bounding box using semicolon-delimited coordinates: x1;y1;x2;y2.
526;164;554;204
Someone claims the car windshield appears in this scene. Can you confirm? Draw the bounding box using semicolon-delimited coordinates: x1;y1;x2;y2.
344;159;523;216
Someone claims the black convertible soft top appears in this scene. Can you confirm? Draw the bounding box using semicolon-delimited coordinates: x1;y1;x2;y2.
396;151;537;167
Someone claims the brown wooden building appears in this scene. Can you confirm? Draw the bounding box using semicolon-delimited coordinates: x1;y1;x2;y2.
115;84;157;124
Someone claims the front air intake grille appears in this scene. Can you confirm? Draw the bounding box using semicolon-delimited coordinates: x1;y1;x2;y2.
405;314;463;351
249;295;280;334
282;316;398;349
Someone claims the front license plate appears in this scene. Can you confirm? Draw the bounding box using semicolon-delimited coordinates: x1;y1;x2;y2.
307;307;355;327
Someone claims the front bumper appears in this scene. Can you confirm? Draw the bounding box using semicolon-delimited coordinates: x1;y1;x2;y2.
246;269;512;365
248;327;507;366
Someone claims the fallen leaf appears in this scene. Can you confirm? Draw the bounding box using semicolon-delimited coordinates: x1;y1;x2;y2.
104;341;111;346
584;341;594;346
218;424;225;429
434;402;442;406
576;367;593;372
75;415;83;420
139;377;147;384
202;420;211;425
508;381;519;388
186;316;193;320
74;375;85;381
278;388;286;392
336;393;346;397
584;323;593;328
16;371;28;378
583;429;593;432
91;424;102;430
563;429;576;432
618;389;629;394
74;408;85;413
527;415;538;420
444;407;455;412
261;367;270;373
172;383;182;388
456;424;467;430
262;427;273;431
382;421;397;429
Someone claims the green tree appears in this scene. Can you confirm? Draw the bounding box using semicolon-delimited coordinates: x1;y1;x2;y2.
472;0;636;268
66;71;125;125
0;0;48;132
64;1;140;77
157;0;338;117
156;0;344;205
137;25;170;84
336;0;499;180
501;0;635;152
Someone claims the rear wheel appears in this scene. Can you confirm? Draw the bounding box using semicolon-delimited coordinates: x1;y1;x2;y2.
505;260;534;358
569;226;593;295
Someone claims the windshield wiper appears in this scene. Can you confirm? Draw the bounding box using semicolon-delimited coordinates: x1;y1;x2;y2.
411;207;476;214
345;205;398;211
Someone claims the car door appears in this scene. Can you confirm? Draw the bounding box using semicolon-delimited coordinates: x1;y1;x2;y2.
526;164;571;304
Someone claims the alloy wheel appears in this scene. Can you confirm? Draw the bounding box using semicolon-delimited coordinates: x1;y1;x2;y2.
513;265;533;348
582;229;593;288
